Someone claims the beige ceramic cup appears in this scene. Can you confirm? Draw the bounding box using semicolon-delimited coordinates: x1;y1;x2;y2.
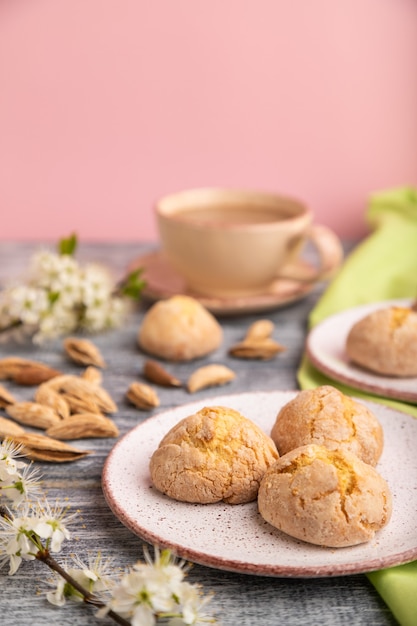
155;188;343;297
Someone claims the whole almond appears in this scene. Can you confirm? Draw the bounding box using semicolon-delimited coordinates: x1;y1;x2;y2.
60;390;102;415
229;338;286;360
45;375;117;414
244;319;275;341
64;337;106;368
46;413;119;440
126;382;160;410
11;432;91;462
0;416;26;438
0;357;61;385
41;374;76;391
143;360;182;388
0;357;22;379
6;402;62;430
187;364;236;393
81;366;103;385
0;383;16;408
35;384;70;420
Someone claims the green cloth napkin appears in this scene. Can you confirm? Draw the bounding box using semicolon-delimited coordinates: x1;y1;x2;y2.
297;187;417;626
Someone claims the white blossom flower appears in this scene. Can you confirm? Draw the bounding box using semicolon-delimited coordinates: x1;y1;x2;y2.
0;505;38;575
31;501;73;552
82;305;112;332
0;440;27;482
0;441;41;506
0;500;74;575
98;573;158;626
98;547;216;625
1;462;42;507
46;575;70;607
98;548;181;623
140;546;189;598
177;581;215;625
130;604;157;626
46;552;114;607
55;281;83;309
81;297;127;333
81;264;114;307
29;250;80;294
5;285;49;326
34;302;79;344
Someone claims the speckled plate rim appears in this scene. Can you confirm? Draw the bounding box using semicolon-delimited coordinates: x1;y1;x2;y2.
128;250;318;315
102;391;417;578
306;299;417;403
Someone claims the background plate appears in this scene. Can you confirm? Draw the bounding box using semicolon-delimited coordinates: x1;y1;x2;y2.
306;299;417;403
102;390;417;577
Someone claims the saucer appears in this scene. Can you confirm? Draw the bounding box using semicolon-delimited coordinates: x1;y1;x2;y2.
128;250;321;315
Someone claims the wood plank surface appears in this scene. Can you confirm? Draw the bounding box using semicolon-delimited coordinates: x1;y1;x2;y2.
0;242;397;626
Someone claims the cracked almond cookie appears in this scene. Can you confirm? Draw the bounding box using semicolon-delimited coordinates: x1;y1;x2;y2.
138;295;222;361
149;405;278;504
258;444;392;547
270;386;383;466
346;305;417;377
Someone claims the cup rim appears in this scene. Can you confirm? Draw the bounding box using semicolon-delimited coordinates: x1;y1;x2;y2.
155;187;311;226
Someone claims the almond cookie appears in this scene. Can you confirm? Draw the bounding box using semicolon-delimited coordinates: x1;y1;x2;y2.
138;295;222;361
346;305;417;377
258;444;392;547
270;386;383;466
149;405;279;504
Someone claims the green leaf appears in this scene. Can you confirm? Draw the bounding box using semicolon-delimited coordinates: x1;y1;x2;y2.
58;233;78;256
117;268;146;300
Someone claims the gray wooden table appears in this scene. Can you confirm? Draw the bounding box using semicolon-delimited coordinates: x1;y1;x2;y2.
0;241;397;626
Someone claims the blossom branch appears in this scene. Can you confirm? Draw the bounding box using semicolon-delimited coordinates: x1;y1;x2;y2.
0;234;145;343
36;550;131;626
0;429;216;625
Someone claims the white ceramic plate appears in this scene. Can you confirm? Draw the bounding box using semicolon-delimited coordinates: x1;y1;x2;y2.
306;299;417;403
102;391;417;578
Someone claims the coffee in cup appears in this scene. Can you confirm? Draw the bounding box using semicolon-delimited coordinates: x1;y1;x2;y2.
155;188;343;297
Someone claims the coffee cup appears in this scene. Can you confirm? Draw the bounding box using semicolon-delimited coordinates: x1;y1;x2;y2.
155;188;343;297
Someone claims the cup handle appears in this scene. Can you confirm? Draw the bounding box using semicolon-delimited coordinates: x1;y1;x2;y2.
277;224;344;283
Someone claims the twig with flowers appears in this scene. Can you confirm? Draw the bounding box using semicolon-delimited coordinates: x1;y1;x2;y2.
0;234;146;344
0;439;217;625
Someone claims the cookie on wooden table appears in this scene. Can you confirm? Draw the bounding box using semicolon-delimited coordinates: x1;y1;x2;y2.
138;295;222;361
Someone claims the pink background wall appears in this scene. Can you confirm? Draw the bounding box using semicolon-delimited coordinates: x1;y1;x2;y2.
0;0;416;243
